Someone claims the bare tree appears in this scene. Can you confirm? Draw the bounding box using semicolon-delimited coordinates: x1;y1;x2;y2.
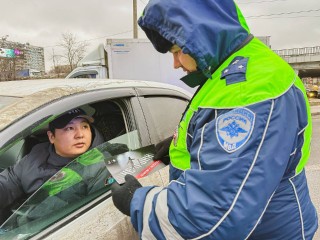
0;58;15;81
50;48;63;77
58;32;88;72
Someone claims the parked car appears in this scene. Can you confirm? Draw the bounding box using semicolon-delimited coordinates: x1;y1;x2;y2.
0;78;191;239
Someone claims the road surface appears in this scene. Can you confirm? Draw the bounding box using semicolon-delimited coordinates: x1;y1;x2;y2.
307;115;320;239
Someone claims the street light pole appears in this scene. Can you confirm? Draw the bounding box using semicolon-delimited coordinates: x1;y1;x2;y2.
133;0;138;38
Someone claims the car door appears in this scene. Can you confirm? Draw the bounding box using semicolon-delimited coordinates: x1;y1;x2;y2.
0;87;147;235
0;85;190;239
0;130;146;239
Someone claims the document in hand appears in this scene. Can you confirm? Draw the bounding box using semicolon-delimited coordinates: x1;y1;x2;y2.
104;145;165;184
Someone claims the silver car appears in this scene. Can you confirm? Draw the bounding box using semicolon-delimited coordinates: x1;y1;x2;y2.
0;78;191;239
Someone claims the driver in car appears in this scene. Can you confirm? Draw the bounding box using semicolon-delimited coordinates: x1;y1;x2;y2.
0;108;104;224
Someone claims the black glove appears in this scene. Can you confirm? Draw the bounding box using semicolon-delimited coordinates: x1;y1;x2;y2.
111;175;142;216
153;136;173;165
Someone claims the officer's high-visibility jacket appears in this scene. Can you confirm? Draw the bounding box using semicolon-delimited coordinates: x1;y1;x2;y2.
132;0;318;239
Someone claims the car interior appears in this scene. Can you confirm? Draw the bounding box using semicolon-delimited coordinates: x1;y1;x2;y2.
0;100;127;172
0;99;131;231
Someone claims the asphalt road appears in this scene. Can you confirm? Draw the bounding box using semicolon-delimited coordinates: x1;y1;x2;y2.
309;115;320;166
306;115;320;239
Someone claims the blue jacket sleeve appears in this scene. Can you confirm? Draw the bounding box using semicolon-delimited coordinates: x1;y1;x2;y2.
130;90;306;239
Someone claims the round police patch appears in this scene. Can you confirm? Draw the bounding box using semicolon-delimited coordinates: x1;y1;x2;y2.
216;108;255;153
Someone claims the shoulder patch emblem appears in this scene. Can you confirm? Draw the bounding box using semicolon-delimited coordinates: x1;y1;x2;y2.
216;108;255;153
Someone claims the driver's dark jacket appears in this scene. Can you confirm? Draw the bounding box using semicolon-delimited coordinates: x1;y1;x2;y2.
0;128;104;209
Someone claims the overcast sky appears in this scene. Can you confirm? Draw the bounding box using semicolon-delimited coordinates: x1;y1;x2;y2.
1;0;319;71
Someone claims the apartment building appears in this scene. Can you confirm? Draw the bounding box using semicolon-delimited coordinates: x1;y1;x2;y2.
0;40;45;76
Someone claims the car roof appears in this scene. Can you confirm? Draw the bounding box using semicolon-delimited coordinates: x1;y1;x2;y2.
0;78;191;97
0;78;191;131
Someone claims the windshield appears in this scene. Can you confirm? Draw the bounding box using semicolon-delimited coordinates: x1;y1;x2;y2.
0;130;156;239
0;96;21;111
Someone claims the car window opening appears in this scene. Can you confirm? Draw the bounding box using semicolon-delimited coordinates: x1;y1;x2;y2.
0;99;137;236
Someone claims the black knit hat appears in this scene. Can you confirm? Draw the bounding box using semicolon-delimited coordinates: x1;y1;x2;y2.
140;26;173;53
49;108;94;130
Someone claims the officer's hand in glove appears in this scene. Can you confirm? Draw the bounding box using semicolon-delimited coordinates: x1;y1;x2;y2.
111;174;142;216
153;136;173;165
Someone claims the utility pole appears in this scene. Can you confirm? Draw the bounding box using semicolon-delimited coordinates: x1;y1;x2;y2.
133;0;138;38
52;48;56;69
52;48;58;77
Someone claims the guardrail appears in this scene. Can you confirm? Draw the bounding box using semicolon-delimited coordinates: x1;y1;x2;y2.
274;46;320;57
